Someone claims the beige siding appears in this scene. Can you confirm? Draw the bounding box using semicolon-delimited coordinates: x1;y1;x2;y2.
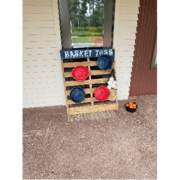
23;0;66;108
113;0;140;100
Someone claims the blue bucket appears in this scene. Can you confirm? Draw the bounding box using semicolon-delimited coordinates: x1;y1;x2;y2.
97;55;113;70
70;87;85;103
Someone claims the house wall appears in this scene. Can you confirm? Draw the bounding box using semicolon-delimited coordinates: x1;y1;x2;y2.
129;0;157;96
23;0;66;108
113;0;140;100
23;0;141;108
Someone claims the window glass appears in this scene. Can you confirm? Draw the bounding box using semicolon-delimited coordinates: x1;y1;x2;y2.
69;0;104;49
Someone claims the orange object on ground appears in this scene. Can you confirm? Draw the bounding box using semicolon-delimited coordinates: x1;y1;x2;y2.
126;104;129;107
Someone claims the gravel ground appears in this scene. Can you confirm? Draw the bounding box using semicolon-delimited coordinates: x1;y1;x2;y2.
23;95;157;179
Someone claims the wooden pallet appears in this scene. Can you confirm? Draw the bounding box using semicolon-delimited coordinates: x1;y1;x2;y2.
61;56;118;115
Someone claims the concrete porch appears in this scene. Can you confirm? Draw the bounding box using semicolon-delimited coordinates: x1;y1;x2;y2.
23;95;157;179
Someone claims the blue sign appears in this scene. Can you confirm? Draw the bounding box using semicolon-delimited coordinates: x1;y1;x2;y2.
60;48;115;59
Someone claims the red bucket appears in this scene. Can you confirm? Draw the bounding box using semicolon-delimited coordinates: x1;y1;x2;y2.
94;86;110;101
72;66;89;81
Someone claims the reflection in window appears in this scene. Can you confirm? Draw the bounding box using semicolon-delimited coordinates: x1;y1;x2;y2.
155;53;159;64
69;0;104;48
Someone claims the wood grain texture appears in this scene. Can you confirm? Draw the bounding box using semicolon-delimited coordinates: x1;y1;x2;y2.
67;95;117;105
67;103;118;115
65;88;117;96
64;69;112;77
62;61;97;68
64;78;109;86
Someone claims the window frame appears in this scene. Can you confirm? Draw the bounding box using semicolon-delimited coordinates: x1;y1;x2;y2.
151;35;157;68
58;0;115;50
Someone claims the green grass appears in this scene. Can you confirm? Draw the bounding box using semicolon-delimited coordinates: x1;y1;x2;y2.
72;36;102;43
71;31;102;37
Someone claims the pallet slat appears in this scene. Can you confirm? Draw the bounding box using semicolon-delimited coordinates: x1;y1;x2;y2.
65;88;117;96
67;103;119;115
64;69;112;77
64;78;109;86
63;61;97;68
67;95;117;105
63;61;115;68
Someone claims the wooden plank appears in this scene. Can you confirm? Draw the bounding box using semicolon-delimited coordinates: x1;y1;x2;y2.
23;34;56;41
23;0;52;6
64;78;108;86
87;58;94;105
66;88;94;96
23;14;54;21
61;49;114;59
91;70;112;75
120;7;139;14
67;95;117;105
67;103;119;115
64;69;112;77
63;61;115;68
65;88;117;96
64;72;73;77
23;6;53;14
119;21;137;27
63;61;96;68
23;21;54;28
119;14;138;21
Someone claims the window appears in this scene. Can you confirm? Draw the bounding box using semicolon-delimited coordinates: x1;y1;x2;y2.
59;0;114;50
151;35;157;68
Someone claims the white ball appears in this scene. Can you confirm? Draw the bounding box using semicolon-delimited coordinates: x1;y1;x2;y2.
107;85;111;90
109;77;114;81
108;81;112;85
112;84;117;89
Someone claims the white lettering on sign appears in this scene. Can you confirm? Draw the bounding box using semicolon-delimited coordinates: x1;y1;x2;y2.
79;51;83;57
109;49;113;56
84;50;88;57
65;51;69;58
75;50;79;57
62;49;114;58
70;51;75;58
104;49;108;55
89;50;92;57
95;50;99;56
99;50;103;56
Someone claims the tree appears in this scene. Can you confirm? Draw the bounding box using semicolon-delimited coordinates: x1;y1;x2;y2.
69;0;104;28
69;0;80;27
